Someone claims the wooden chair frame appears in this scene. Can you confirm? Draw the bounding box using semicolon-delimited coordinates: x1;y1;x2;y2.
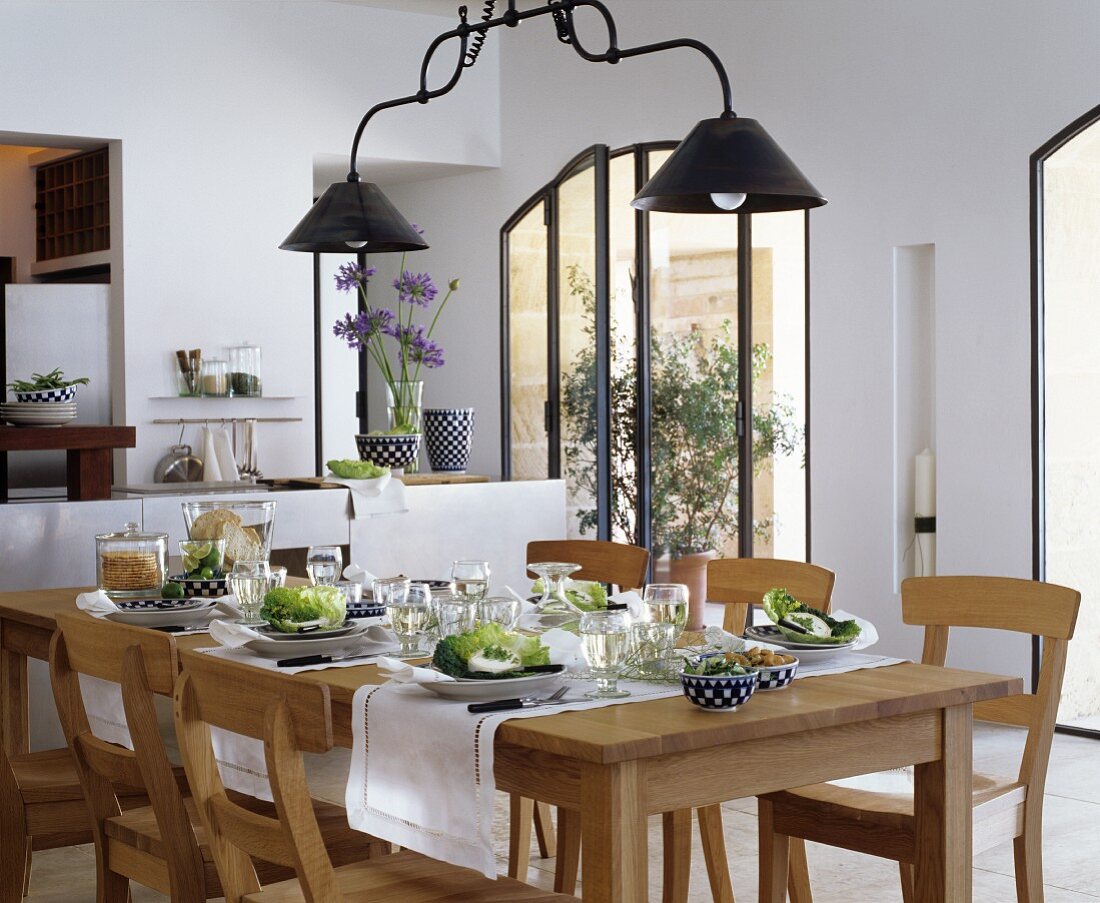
758;575;1081;903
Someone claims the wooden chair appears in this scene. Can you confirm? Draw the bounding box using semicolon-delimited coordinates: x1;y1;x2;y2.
655;557;834;903
758;575;1081;903
510;539;650;889
49;611;387;902
173;648;575;902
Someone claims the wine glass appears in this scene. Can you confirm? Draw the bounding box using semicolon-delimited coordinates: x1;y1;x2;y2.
580;609;631;699
451;560;491;603
306;545;343;585
377;577;424;659
228;560;272;626
478;595;522;631
643;583;689;640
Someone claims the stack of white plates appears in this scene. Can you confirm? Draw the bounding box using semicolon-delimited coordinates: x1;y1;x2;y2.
0;401;78;427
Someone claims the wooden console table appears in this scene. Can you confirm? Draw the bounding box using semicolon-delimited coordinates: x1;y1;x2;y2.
0;425;136;502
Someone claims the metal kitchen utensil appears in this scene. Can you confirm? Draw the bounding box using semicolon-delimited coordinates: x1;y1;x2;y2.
467;686;570;714
153;443;203;483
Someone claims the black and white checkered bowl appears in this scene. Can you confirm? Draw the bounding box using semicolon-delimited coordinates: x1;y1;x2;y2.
168;575;229;598
13;385;78;403
752;658;799;690
355;433;421;469
423;408;475;473
679;669;759;712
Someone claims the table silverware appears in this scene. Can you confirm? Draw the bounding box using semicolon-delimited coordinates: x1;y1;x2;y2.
276;649;395;668
467;686;570;714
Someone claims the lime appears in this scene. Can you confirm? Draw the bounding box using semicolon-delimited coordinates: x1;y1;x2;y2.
182;541;213;558
182;554;200;573
200;566;214;579
200;549;222;568
162;582;184;599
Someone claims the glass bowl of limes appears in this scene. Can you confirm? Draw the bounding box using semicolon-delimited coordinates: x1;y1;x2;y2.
169;539;229;597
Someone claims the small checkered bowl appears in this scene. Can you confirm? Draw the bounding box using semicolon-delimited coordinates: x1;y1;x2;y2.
13;385;78;403
355;433;420;469
679;668;759;712
752;657;799;691
168;575;229;598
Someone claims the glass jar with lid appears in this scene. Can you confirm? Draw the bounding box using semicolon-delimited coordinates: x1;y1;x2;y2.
95;521;168;598
227;343;262;397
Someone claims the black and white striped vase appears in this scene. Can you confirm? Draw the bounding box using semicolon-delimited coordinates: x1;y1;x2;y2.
423;408;476;473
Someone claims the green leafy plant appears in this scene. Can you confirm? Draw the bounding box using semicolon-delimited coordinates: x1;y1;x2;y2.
560;264;803;558
7;368;90;392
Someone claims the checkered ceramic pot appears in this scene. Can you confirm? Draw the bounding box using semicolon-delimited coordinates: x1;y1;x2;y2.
13;385;78;403
355;433;421;469
423;408;475;473
679;669;759;712
753;658;799;690
170;576;229;598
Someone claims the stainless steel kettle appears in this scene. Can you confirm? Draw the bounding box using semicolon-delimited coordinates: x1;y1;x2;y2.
153;444;204;482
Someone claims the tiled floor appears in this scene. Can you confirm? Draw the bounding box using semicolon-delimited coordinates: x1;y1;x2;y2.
23;723;1100;901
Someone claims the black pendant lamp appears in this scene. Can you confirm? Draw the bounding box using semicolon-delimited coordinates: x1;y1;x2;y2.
282;0;825;254
632;114;826;214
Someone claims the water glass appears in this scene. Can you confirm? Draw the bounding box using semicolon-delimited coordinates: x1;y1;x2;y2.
643;583;689;639
478;595;521;631
580;609;631;699
306;545;343;585
434;593;477;638
451;560;491;603
377;577;423;659
631;621;676;677
269;565;287;588
228;560;271;626
335;580;362;609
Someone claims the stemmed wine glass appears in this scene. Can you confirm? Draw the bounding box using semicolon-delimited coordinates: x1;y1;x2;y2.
580;609;631;699
306;545;343;585
228;560;272;626
377;577;424;659
643;583;689;640
451;560;491;603
528;562;582;627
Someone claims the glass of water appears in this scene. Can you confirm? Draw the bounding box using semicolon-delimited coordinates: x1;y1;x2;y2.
580;609;631;699
434;592;477;638
377;577;423;659
631;621;676;677
477;595;522;631
335;580;362;611
643;583;689;640
306;545;343;585
451;560;491;603
228;560;272;626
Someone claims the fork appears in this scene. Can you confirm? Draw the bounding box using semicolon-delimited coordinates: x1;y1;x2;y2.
467;685;570;714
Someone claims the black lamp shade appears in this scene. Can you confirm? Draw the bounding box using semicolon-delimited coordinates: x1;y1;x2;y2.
632;117;826;214
280;180;429;253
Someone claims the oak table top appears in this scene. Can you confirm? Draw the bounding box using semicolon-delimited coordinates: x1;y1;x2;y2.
1;586;1022;902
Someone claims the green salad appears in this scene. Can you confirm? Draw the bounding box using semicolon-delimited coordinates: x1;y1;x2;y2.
762;588;861;645
432;623;550;679
682;653;751;677
326;459;390;480
261;585;347;632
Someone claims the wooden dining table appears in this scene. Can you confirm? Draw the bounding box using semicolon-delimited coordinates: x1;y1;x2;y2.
1;587;1022;903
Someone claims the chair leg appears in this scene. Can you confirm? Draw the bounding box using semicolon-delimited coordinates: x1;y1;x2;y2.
507;794;534;880
788;837;813;903
553;808;581;895
0;809;29;903
758;797;790;903
1013;816;1044;903
661;809;692;903
899;861;916;903
534;801;557;859
696;804;735;903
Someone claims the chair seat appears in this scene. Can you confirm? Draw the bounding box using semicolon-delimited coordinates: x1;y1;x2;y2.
10;748;86;804
242;848;576;902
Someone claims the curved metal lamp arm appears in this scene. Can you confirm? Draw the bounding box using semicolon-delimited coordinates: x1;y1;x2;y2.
346;0;734;179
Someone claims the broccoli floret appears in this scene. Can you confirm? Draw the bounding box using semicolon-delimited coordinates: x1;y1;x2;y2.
432;636;471;677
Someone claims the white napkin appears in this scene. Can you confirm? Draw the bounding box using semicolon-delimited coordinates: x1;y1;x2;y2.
539;627;586;671
503;585;537;614
377;656;455;691
213;427;238;481
208;618;264;648
201;427;222;482
343;564;379;588
325;473;408;519
609;589;645;619
76;589;119;618
842;611;879;650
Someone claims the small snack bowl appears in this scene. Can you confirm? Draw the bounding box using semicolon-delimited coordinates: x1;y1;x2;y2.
753;657;799;691
13;385;78;404
169;575;229;598
355;433;421;469
679;668;759;713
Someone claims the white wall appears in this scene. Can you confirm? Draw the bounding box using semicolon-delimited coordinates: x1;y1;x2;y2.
0;0;500;481
383;0;1100;679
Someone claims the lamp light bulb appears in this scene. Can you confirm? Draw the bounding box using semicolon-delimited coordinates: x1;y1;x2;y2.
346;240;368;249
710;192;747;211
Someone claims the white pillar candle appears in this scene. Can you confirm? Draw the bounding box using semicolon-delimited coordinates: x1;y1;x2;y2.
915;448;936;576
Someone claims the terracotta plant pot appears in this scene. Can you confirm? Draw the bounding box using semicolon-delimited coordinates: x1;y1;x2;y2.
653;550;717;631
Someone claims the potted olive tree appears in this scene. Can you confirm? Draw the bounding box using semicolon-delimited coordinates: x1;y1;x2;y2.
561;265;803;628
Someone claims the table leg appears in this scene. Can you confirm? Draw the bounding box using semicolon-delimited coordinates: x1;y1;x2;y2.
66;447;112;501
914;703;973;902
580;759;648;902
0;626;28;756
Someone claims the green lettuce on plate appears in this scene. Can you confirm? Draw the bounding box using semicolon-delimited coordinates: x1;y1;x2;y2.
326;459;390;480
260;585;347;632
432;623;551;679
530;578;608;612
762;588;861;645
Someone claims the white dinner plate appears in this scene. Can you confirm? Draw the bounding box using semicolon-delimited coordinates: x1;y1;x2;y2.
244;622;371;657
743;625;859;662
419;669;562;702
107;600;218;628
255;620;359;641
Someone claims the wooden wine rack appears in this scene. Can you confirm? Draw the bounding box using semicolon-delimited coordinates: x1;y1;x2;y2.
35;148;110;262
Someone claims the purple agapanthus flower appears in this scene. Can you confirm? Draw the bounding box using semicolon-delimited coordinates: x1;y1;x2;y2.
393;270;438;307
334;262;377;293
332;306;395;350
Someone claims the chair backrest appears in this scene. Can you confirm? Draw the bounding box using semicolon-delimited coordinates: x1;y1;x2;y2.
174;649;340;902
50;611;206;899
525;539;650;590
706;558;836;635
900;576;1080;797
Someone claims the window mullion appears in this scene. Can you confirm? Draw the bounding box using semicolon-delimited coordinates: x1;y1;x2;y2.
595;145;612;541
634;147;653;567
547;189;562;479
737;214;753;560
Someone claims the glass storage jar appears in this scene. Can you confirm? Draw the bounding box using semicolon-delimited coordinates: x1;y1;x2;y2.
96;522;168;598
201;359;229;397
227;343;262;397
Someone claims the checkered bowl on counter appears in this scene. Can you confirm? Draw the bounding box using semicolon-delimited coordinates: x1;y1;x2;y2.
13;385;78;403
679;668;759;712
355;433;421;470
169;575;229;598
753;657;799;690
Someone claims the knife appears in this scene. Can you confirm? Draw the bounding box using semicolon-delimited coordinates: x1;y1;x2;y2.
777;617;811;635
467;689;571;714
276;650;394;668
